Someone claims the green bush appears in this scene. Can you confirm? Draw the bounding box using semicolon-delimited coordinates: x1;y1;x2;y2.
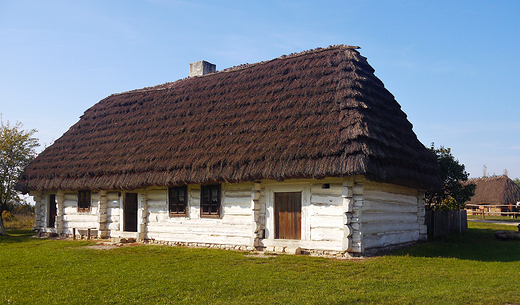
2;211;34;230
1;210;14;221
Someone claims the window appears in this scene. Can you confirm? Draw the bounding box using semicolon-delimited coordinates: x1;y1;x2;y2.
169;186;188;216
200;184;221;217
78;190;91;212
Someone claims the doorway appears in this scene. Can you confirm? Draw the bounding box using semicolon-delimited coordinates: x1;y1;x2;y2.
48;194;57;228
274;192;301;239
124;193;138;232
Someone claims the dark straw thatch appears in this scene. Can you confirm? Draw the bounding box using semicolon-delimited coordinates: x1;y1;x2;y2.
16;45;441;193
465;176;520;205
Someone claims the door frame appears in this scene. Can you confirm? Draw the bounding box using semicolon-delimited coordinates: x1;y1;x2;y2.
121;192;139;233
47;194;57;228
265;183;310;240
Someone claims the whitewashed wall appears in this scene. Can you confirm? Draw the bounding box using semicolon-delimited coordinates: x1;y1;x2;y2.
31;176;426;255
105;192;121;232
31;191;100;235
61;191;99;234
259;178;347;252
31;191;45;231
144;183;254;246
360;182;424;250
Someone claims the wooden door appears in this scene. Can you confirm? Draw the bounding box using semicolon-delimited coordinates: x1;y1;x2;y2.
274;192;301;239
48;194;57;228
124;193;138;232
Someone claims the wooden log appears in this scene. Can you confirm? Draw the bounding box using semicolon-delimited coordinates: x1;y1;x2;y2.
360;213;417;223
106;192;120;200
309;203;343;215
362;222;419;235
364;190;418;205
310;215;344;228
362;200;418;213
495;230;520;240
363;230;419;249
310;227;343;241
310;194;343;206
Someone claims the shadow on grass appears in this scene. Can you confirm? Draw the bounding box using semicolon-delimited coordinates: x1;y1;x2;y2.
0;230;37;244
2;227;518;263
389;228;520;262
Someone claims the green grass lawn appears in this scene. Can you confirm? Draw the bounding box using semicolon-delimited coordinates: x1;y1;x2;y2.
1;222;519;305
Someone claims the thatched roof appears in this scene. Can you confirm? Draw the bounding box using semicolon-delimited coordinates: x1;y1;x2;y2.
465;176;520;205
16;45;441;193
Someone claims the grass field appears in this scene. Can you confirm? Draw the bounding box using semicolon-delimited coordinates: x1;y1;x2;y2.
1;222;519;305
468;214;520;222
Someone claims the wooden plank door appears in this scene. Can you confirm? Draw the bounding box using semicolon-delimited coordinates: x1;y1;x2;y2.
48;194;57;228
124;193;138;232
274;192;301;239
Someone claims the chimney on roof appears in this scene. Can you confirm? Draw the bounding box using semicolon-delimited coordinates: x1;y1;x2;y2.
189;60;216;77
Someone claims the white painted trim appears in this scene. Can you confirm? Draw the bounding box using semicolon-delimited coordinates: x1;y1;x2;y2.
265;183;311;241
118;192;123;233
43;194;49;228
118;191;142;235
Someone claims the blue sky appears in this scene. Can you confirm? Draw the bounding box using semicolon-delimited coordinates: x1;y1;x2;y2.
1;0;519;179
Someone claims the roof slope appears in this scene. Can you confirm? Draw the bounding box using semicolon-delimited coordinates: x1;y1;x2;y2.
465;176;520;205
17;45;440;192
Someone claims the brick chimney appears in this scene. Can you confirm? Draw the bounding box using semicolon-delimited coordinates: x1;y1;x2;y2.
189;60;216;77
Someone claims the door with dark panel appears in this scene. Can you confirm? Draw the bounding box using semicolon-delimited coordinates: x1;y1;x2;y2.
124;193;138;232
48;194;57;228
274;192;301;239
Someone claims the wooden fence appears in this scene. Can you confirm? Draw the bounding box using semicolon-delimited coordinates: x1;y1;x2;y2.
425;210;467;238
466;204;520;218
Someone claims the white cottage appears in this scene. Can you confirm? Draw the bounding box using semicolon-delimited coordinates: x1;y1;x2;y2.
17;45;441;256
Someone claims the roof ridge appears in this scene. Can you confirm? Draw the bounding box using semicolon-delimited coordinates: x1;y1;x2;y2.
107;45;361;97
469;175;509;181
220;44;360;73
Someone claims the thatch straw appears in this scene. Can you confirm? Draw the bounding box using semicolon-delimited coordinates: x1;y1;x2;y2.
464;176;520;205
16;45;441;193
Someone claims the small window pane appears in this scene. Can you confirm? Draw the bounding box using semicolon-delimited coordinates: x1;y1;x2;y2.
78;190;91;212
169;186;188;216
200;185;221;217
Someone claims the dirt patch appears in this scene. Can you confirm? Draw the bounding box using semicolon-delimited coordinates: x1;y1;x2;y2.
82;241;146;250
243;252;278;258
83;243;121;250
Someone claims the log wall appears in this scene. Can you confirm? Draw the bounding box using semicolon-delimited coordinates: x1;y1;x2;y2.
144;183;254;246
259;178;347;252
30;176;426;255
361;182;426;250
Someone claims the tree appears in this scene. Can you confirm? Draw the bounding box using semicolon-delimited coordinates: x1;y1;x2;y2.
425;144;476;211
0;118;39;235
514;178;520;189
